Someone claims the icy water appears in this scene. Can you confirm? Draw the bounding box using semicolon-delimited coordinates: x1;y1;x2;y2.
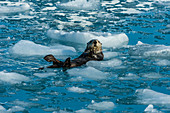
0;0;170;112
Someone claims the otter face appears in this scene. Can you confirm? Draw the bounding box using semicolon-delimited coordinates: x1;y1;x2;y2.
86;39;102;54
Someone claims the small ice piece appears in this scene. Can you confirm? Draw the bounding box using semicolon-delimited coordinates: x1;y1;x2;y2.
0;71;30;84
154;59;170;66
9;40;76;56
56;0;100;11
136;89;170;105
87;101;115;111
47;30;129;48
119;73;139;80
103;52;119;59
67;67;108;80
67;86;91;93
11;100;40;108
0;2;30;14
141;72;162;79
136;41;144;45
42;7;56;11
144;104;162;113
86;59;122;68
76;109;95;113
34;72;56;78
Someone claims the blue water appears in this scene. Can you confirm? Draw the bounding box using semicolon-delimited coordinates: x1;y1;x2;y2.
0;0;170;112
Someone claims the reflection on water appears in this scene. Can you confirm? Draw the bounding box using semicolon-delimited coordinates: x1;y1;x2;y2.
0;0;170;112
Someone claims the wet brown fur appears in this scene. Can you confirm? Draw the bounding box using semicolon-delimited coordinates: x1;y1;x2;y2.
41;39;104;69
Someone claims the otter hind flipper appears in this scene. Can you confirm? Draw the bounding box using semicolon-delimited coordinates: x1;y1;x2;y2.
44;54;56;62
44;54;63;65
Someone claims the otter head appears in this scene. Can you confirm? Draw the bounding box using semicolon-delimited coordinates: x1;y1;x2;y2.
86;39;102;54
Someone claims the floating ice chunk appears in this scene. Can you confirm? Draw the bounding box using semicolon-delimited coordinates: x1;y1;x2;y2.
0;2;30;14
141;72;162;79
129;41;170;59
103;52;119;59
0;71;30;84
67;86;91;93
47;30;129;48
144;104;163;113
34;72;56;78
154;59;170;66
86;59;122;68
67;67;108;80
0;105;26;113
76;109;95;113
136;89;170;105
0;105;6;112
119;73;139;80
136;41;144;45
10;100;40;108
56;0;100;10
87;101;115;111
42;7;56;11
9;40;76;56
7;106;25;113
121;8;143;14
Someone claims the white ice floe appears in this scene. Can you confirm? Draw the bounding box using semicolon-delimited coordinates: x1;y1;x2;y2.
76;109;95;113
67;86;92;93
34;72;56;78
67;67;108;80
47;30;129;48
129;41;170;59
0;71;30;84
144;104;163;113
9;40;76;56
0;1;30;14
87;101;115;111
56;0;100;10
86;59;122;68
136;89;170;105
119;73;139;80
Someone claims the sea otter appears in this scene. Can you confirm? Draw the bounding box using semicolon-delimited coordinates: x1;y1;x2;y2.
42;39;104;69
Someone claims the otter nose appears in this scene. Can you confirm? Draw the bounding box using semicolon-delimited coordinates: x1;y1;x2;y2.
94;40;97;46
